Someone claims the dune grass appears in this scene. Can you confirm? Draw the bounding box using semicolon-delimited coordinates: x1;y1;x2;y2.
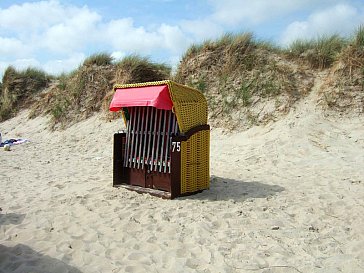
354;25;364;47
176;31;316;129
83;52;114;66
287;35;348;69
0;66;51;121
27;53;171;128
114;54;171;84
116;55;171;77
182;33;255;59
2;26;364;127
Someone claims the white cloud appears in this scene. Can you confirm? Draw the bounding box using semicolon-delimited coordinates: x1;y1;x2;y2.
0;1;102;55
103;19;191;55
181;19;224;40
1;0;363;81
42;53;85;75
103;18;160;53
0;37;31;58
111;51;126;61
40;8;101;53
281;4;364;45
0;0;70;32
0;62;10;79
157;24;191;53
0;1;192;78
10;58;41;71
168;55;183;73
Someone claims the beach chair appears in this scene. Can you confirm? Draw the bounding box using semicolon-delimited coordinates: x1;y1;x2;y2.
109;80;210;199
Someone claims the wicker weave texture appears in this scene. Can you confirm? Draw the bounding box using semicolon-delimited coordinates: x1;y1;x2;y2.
180;129;210;194
167;81;207;134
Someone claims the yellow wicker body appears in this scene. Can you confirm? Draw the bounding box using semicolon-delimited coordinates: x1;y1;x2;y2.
166;81;207;134
113;80;209;195
180;129;210;194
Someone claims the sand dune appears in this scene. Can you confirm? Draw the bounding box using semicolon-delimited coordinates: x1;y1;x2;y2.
1;90;364;273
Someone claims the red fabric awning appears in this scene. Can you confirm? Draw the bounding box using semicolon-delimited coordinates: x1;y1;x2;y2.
109;84;173;112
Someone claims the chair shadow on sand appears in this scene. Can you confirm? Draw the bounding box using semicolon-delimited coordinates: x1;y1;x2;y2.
0;212;26;226
0;213;82;273
182;175;285;202
0;244;82;273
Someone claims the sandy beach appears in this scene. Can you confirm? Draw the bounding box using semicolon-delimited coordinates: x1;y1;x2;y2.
1;90;364;272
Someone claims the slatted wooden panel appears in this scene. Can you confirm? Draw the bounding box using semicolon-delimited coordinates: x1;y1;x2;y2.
123;106;178;173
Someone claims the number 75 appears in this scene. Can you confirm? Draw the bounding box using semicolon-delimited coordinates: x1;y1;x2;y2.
171;141;181;152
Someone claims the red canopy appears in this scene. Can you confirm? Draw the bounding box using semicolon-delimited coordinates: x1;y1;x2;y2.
109;84;173;112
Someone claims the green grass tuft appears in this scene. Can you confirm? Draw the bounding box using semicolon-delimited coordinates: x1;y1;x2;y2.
288;35;347;69
354;25;364;47
116;54;171;83
0;66;51;121
116;55;170;73
83;52;113;66
239;83;252;106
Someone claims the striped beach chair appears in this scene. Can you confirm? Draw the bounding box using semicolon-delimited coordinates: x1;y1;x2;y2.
109;80;210;199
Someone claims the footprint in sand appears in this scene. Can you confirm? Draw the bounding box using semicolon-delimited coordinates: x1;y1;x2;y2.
126;252;152;265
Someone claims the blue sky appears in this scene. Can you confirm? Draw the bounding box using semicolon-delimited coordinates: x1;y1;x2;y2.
1;0;363;79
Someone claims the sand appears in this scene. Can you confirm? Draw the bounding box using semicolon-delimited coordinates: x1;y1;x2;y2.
1;89;364;272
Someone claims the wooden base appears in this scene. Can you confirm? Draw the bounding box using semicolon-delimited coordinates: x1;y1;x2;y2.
115;184;172;199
